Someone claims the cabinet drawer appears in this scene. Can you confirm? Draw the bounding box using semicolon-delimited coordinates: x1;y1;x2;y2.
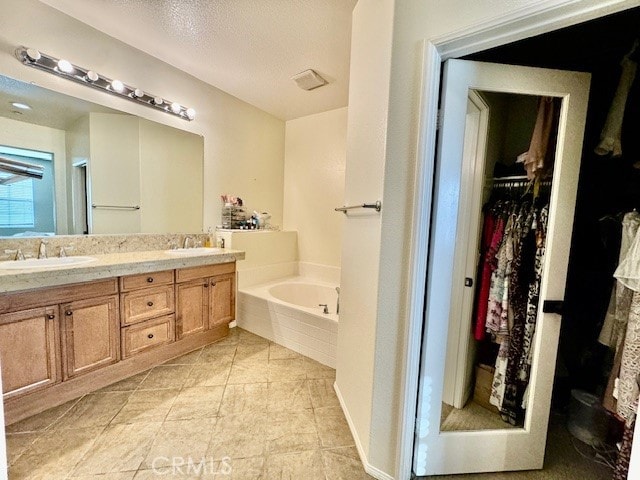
176;262;235;283
121;285;175;326
122;314;175;358
120;270;174;292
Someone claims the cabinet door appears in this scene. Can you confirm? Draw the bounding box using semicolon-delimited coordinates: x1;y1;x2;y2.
176;278;208;339
61;295;120;379
209;273;235;328
0;306;60;399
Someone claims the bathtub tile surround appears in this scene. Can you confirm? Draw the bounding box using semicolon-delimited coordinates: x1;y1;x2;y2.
0;233;211;261
5;328;373;479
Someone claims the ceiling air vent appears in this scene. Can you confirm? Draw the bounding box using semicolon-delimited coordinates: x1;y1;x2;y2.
291;69;327;91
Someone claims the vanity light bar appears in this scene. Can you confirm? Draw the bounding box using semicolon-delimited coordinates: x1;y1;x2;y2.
15;47;196;121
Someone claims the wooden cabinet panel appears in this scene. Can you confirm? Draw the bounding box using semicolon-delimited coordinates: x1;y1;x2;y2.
61;295;120;379
175;262;235;283
120;270;174;292
122;314;175;358
0;306;60;399
121;285;175;326
210;273;235;328
176;279;208;339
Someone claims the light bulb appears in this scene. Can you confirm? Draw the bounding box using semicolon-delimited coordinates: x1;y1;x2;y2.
85;70;99;82
57;59;74;74
186;108;196;120
11;102;31;110
25;48;41;62
133;88;145;98
153;96;164;106
111;79;124;92
170;102;182;114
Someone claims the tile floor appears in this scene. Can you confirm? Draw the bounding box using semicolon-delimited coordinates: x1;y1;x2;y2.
5;328;374;479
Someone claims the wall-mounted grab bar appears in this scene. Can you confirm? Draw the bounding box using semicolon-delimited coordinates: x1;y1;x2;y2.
92;204;140;210
334;201;382;214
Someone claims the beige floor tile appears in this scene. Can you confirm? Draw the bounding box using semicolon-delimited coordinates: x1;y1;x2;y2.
218;383;269;416
207;413;269;460
267;410;319;454
97;370;151;393
164;348;204;365
308;378;340;408
321;446;375;479
71;472;137;479
71;422;162;475
184;362;232;387
268;358;307;382
52;392;131;430
269;342;302;360
233;343;269;364
198;344;237;364
140;417;216;469
264;449;325;480
227;362;269;384
202;456;264;479
5;432;40;465
304;358;336;380
6;398;81;433
237;329;269;345
210;329;240;346
314;406;355;448
137;365;194;390
10;427;104;479
166;386;225;421
267;381;312;412
111;388;180;424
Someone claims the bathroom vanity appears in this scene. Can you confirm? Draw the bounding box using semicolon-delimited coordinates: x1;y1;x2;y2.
0;247;244;425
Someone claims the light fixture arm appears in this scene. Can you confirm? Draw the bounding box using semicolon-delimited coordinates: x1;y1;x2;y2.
15;46;196;121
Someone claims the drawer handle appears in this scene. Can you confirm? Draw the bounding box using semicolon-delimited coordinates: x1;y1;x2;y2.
147;277;154;283
65;310;72;316
147;301;154;307
47;313;55;320
147;333;154;339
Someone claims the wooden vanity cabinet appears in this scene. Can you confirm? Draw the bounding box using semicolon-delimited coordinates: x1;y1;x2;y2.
0;306;61;400
175;262;236;339
60;295;120;380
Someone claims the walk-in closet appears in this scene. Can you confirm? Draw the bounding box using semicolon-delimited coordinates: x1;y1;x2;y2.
417;6;640;479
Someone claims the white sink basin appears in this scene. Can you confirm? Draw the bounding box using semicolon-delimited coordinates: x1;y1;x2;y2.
0;256;97;270
164;247;224;256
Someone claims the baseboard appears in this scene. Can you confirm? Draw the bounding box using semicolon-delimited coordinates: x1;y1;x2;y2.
333;382;396;480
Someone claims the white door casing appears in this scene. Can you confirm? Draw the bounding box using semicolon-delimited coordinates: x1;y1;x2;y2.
413;59;590;475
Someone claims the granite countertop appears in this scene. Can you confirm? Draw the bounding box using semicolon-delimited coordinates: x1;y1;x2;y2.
0;248;245;293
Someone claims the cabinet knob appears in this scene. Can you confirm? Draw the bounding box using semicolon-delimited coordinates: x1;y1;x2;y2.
65;310;72;316
47;313;55;320
147;277;154;283
147;333;154;339
203;283;208;288
210;282;216;287
147;301;154;307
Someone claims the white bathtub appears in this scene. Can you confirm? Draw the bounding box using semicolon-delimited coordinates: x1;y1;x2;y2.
237;277;339;367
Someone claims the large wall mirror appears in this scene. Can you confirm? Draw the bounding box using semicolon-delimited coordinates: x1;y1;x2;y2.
0;74;204;238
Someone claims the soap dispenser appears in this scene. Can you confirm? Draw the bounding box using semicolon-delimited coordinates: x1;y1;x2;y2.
205;227;213;248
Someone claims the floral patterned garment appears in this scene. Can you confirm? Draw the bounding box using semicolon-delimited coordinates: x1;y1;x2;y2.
486;214;515;340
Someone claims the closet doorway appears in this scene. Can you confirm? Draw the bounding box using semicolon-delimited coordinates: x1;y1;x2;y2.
413;6;640;478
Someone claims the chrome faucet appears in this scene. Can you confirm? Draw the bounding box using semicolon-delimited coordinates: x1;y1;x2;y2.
335;286;340;315
319;304;329;314
183;236;193;249
38;241;47;259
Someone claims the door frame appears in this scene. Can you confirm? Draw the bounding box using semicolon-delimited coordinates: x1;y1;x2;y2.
399;1;638;478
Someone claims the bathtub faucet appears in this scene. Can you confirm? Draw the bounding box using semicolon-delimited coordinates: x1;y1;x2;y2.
319;304;329;314
335;287;340;315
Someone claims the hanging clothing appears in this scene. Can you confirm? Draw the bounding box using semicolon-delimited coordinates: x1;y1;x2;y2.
517;97;557;180
486;214;515;341
594;45;638;157
474;211;502;341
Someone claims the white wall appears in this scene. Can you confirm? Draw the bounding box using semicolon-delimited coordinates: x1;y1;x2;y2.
339;0;638;478
66;115;89;234
0;117;68;234
283;107;347;268
0;0;285;233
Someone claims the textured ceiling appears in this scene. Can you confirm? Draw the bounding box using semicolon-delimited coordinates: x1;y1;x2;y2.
39;0;358;120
